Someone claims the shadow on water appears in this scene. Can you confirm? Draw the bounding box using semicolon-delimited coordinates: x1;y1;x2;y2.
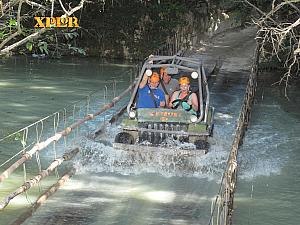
0;57;134;138
22;173;218;225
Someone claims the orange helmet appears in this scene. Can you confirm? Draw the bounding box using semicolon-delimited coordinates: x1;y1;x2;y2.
150;72;160;83
179;76;190;85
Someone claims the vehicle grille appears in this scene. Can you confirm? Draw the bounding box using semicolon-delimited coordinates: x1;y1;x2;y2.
138;122;188;145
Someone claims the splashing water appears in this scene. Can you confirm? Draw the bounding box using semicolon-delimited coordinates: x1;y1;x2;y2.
74;121;230;181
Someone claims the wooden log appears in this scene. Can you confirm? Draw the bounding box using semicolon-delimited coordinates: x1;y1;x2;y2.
0;82;135;183
0;148;79;210
9;168;76;225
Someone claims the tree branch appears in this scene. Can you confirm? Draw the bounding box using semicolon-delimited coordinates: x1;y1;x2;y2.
25;0;48;10
0;0;23;50
0;28;47;55
0;0;87;56
249;0;300;96
60;0;85;17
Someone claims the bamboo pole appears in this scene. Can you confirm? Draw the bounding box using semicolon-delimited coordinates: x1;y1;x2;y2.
0;148;79;211
0;82;135;183
9;168;76;225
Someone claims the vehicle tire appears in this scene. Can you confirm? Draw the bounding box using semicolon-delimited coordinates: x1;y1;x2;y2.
115;132;135;144
194;139;209;150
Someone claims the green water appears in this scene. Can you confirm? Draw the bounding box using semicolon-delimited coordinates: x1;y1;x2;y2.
0;57;134;136
0;55;248;224
0;57;135;224
234;75;300;225
1;57;299;225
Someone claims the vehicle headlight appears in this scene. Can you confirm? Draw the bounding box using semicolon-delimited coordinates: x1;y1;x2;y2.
191;71;199;79
190;115;198;123
129;110;136;119
145;69;152;76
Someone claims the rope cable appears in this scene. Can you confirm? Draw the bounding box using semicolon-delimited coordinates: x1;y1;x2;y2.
53;112;60;178
72;104;76;140
104;85;108;104
35;151;42;192
0;142;34;169
0;83;120;143
35;121;44;192
21;128;33;206
35;122;42;172
63;108;68;147
21;128;28;181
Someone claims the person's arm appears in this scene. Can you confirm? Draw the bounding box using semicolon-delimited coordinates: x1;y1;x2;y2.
169;91;178;108
159;91;166;108
139;73;148;89
188;93;199;111
165;95;170;106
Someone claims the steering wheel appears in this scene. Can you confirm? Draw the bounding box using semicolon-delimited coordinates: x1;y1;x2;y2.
171;99;192;111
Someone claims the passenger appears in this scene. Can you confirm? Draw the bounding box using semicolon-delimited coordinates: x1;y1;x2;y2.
137;72;166;108
169;76;198;115
158;67;179;105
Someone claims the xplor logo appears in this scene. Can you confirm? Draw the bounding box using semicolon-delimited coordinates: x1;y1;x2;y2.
34;17;79;28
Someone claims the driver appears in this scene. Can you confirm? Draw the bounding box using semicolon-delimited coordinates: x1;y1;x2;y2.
158;67;179;105
137;72;166;108
169;76;198;115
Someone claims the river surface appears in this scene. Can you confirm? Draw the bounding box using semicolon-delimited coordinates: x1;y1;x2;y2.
0;56;299;225
234;74;300;225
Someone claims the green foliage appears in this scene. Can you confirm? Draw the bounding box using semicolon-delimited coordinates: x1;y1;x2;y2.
63;31;79;41
0;31;8;39
67;44;86;55
80;0;196;58
38;41;48;55
2;0;265;58
9;18;17;28
26;42;33;51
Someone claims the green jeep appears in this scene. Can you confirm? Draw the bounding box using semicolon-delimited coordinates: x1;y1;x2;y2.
114;55;214;154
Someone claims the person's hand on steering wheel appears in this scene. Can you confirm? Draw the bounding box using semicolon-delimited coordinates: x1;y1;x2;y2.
171;99;192;111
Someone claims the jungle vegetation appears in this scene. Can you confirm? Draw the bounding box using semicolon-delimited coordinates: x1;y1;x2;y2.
0;0;299;85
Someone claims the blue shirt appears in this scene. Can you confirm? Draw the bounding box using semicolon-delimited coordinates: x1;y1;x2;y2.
137;86;165;108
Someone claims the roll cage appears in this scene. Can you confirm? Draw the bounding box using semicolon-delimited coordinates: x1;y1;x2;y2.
127;55;210;123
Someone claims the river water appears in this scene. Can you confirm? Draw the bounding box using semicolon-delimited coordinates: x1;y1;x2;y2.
234;74;300;225
0;56;299;225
